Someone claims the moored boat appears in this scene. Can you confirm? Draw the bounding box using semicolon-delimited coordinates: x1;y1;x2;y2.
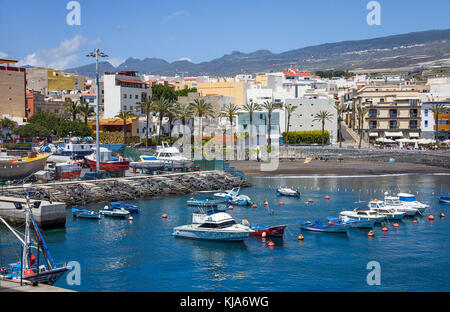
339;207;386;223
396;193;429;213
241;220;286;237
327;216;375;228
110;202;140;214
383;196;418;216
213;187;240;199
72;208;102;219
439;196;450;204
225;194;253;206
368;200;406;220
85;147;130;172
300;220;350;233
186;198;223;208
100;206;131;219
276;187;300;197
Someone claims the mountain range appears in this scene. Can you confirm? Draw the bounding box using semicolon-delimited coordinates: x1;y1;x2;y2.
64;29;450;78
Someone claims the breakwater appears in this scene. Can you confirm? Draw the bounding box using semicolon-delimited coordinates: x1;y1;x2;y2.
279;146;450;169
3;171;249;206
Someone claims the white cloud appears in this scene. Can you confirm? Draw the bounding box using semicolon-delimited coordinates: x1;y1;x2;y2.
162;10;187;24
0;51;8;58
18;35;98;69
108;57;125;67
178;57;191;62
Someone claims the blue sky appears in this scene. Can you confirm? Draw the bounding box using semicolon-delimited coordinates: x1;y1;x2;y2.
1;0;450;69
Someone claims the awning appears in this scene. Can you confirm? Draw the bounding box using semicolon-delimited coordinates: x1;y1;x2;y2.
385;131;403;137
369;132;378;137
409;133;420;138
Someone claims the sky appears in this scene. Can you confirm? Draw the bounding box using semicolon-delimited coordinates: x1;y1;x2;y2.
1;0;450;70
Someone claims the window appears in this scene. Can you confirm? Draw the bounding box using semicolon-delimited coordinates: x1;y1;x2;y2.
369;109;377;118
123;94;127;99
410;109;418;118
380;98;384;103
389;109;397;118
135;95;139;99
424;110;428;117
409;120;418;129
129;94;132;99
389;120;397;129
369;121;377;129
124;106;127;111
424;120;428;128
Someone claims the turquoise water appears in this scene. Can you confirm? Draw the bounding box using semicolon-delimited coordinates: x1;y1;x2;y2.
1;174;449;291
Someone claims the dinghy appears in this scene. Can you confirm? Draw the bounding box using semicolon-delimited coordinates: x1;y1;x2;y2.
439;196;450;204
72;208;102;219
300;220;350;233
110;202;140;214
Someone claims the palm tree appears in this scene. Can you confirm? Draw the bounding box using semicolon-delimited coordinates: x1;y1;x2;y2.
137;98;154;147
313;110;334;147
335;103;346;148
64;98;80;121
152;97;171;145
115;111;135;146
190;98;215;157
219;103;239;128
174;102;194;128
431;103;446;144
261;101;281;150
356;105;369;149
243;100;262;150
165;99;177;141
78;99;95;126
283;103;297;145
0;117;16;139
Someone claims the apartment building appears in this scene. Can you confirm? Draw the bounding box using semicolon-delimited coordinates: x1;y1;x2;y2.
197;79;249;107
0;59;26;123
103;71;152;118
26;68;86;93
357;85;425;139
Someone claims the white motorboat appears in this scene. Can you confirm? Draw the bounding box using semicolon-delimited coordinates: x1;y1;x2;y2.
384;196;418;216
277;187;300;197
173;212;254;241
396;193;429;213
140;142;193;169
213;187;240;199
368;200;406;220
225;194;253;206
339;207;386;223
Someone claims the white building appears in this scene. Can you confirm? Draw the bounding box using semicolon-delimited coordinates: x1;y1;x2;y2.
103;71;152;119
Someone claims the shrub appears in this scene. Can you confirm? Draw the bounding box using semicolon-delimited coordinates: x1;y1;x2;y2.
282;130;330;144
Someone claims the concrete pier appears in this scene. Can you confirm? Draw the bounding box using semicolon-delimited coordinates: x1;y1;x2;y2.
0;196;66;228
0;279;74;292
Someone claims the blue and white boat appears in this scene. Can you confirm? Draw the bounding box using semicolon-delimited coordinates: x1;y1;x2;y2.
110;202;140;214
186;198;223;208
72;208;102;219
213;187;240;199
100;206;132;219
130;155;164;171
46;137;95;162
173;211;254;241
439;196;450;204
396;193;429;213
368;200;406;220
327;216;375;228
300;220;350;233
225;194;253;206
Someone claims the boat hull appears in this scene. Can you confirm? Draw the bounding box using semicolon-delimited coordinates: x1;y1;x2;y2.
85;158;130;172
173;226;251;242
250;225;286;237
439;196;450;204
0;153;50;179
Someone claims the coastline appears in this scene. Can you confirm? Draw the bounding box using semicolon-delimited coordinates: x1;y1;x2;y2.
229;160;450;177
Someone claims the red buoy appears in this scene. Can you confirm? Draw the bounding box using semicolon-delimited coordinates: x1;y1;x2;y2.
428;215;435;221
325;195;330;200
328;221;334;225
393;223;399;228
268;241;275;247
368;231;375;237
308;199;313;203
279;201;284;206
382;227;388;232
162;214;167;219
252;204;257;208
413;219;418;224
228;205;233;210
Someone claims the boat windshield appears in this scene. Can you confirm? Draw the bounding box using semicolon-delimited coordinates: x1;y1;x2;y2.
199;220;236;228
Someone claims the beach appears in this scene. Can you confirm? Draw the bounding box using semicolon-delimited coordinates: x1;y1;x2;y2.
229;159;450;176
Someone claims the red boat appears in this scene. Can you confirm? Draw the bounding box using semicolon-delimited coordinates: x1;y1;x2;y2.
85;148;130;172
242;220;286;237
55;162;83;179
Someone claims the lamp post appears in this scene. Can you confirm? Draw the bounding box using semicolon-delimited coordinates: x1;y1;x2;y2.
86;49;108;173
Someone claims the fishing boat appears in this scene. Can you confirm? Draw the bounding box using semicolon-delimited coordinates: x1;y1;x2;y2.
241;220;286;237
100;206;131;219
225;194;253;206
0;186;70;285
0;151;50;179
85;147;130;172
383;196;418;216
396;193;429;213
339;207;385;223
55;161;83;180
72;208;102;219
186;198;223;208
213;187;240;199
439;196;450;204
173;212;254;242
300;220;350;233
368;200;406;220
110;202;140;214
276;187;300;197
327;216;375;228
46;137;95;161
130;155;164;171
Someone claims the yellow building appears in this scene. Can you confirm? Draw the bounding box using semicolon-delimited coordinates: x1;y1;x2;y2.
197;80;247;107
255;74;269;87
47;69;86;92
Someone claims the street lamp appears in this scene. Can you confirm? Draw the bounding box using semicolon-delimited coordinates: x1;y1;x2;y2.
86;49;108;173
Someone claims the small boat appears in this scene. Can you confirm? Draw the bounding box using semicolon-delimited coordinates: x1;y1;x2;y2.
396;193;429;213
213;187;240;199
384;196;418;216
241;220;286;237
0;151;51;179
130;156;164;171
136;142;193;169
173;212;254;241
300;220;350;233
55;161;83;180
110;202;140;214
186;198;223;208
368;200;406;220
72;208;102;219
100;206;131;219
439;196;450;204
225;194;253;206
339;207;386;223
85;147;130;172
46;137;95;160
327;216;375;228
277;187;300;197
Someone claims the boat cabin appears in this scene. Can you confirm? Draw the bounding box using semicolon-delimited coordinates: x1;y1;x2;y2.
354;207;381;217
397;193;417;202
197;212;236;229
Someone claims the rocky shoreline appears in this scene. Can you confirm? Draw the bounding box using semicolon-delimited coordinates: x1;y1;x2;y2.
4;171;249;206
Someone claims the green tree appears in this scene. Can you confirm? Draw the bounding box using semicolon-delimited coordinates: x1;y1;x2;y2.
152;97;171;144
431;103;447;144
64;98;81;121
219;103;239;128
137;98;155;147
0;117;16;138
115;111;136;146
261;101;281;150
174;102;194;128
190;98;215;157
151;84;177;102
242;100;262;150
78;99;95;125
313;110;334;147
283;103;297;145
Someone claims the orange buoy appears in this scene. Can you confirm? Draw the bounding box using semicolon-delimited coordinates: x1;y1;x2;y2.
252;204;257;208
162;214;167;219
325;195;330;200
428;215;435;221
440;213;445;218
261;232;267;238
268;241;275;247
228;205;233;210
393;223;399;228
24;269;34;276
330;211;334;214
308;199;313;203
264;201;269;206
413;219;418;224
368;231;375;237
279;201;284;206
298;234;304;240
382;227;388;232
